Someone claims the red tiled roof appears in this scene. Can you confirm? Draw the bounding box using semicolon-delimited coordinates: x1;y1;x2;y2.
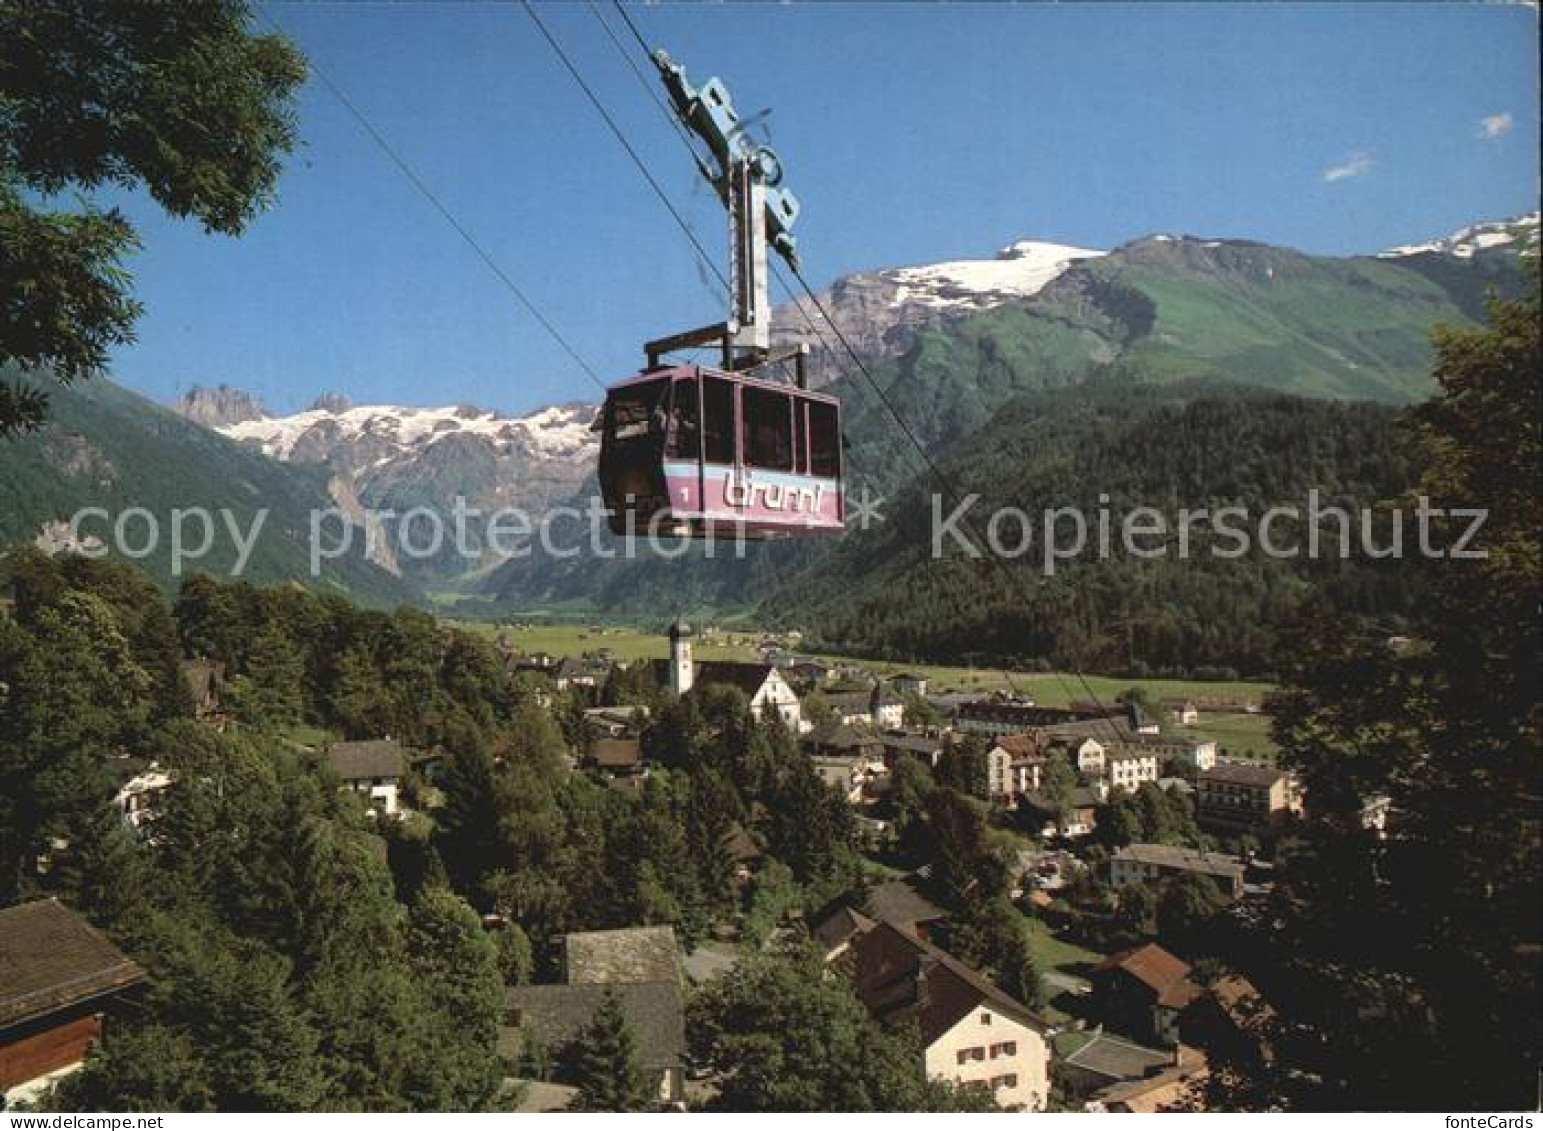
1093;942;1192;995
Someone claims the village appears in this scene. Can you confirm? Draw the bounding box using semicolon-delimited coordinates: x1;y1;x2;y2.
3;615;1343;1113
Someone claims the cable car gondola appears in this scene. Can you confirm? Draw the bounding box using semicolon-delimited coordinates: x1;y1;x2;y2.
596;48;844;540
599;360;843;538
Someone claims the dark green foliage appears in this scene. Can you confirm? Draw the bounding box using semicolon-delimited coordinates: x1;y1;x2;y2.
402;888;505;1110
775;383;1426;675
562;988;653;1113
0;0;305;432
1095;782;1202;850
936;732;990;799
1155;872;1230;940
1219;285;1542;1109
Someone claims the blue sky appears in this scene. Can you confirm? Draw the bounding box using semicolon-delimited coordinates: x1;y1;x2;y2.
103;2;1538;417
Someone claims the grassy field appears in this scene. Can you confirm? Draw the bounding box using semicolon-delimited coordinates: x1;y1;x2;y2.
449;620;1275;720
1174;711;1278;761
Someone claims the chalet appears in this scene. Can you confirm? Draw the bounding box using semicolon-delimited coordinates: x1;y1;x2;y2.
503;926;685;1105
847;920;1052;1111
872;685;906;729
553;655;611;693
812;876;950;956
811;904;879;963
783;659;832;690
1168;700;1200;726
803;721;885;761
1091;943;1200;1045
325;738;407;817
511;652;559;677
583;705;649;739
0;900;147;1105
879;730;947;769
588;737;644;777
1196;763;1302;833
1109;843;1246;900
1019;784;1107;839
890;672;929;697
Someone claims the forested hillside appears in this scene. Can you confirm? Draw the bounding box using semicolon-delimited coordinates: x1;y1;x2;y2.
0;371;417;606
768;384;1425;676
486;230;1524;628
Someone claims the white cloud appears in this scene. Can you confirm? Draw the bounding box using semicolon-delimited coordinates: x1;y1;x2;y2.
1323;151;1374;183
1478;112;1513;140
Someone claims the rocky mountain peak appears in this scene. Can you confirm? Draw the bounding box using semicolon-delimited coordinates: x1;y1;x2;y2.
311;391;354;413
172;385;269;428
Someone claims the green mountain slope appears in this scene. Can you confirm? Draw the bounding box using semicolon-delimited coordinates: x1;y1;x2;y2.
488;233;1521;619
761;382;1425;676
0;372;419;605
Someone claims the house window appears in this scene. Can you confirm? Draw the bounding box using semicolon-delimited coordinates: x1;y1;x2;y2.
980;1012;992;1025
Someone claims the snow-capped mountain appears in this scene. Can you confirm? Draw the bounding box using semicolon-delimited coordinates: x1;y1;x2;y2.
773;239;1104;386
220;399;595;467
1378;212;1539;259
203;395;598;581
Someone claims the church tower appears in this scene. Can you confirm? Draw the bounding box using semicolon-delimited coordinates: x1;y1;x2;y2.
669;619;694;696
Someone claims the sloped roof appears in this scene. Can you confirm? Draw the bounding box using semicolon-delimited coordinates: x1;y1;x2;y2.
992;733;1048;760
504;982;684;1070
1093;942;1192;994
0;899;147;1028
866;877;947;928
810;904;877;955
803;721;880;752
1201;763;1287;788
591;738;642;769
1157;978;1208;1011
1113;843;1245;882
564;926;680;985
693;661;779;697
1063;1032;1174;1082
326;739;406;781
850;920;1047;1047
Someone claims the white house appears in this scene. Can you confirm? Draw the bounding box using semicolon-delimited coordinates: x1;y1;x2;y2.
112;765;172;838
326;739;407;817
1104;750;1162;793
849;920;1051;1111
1070;737;1107;775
